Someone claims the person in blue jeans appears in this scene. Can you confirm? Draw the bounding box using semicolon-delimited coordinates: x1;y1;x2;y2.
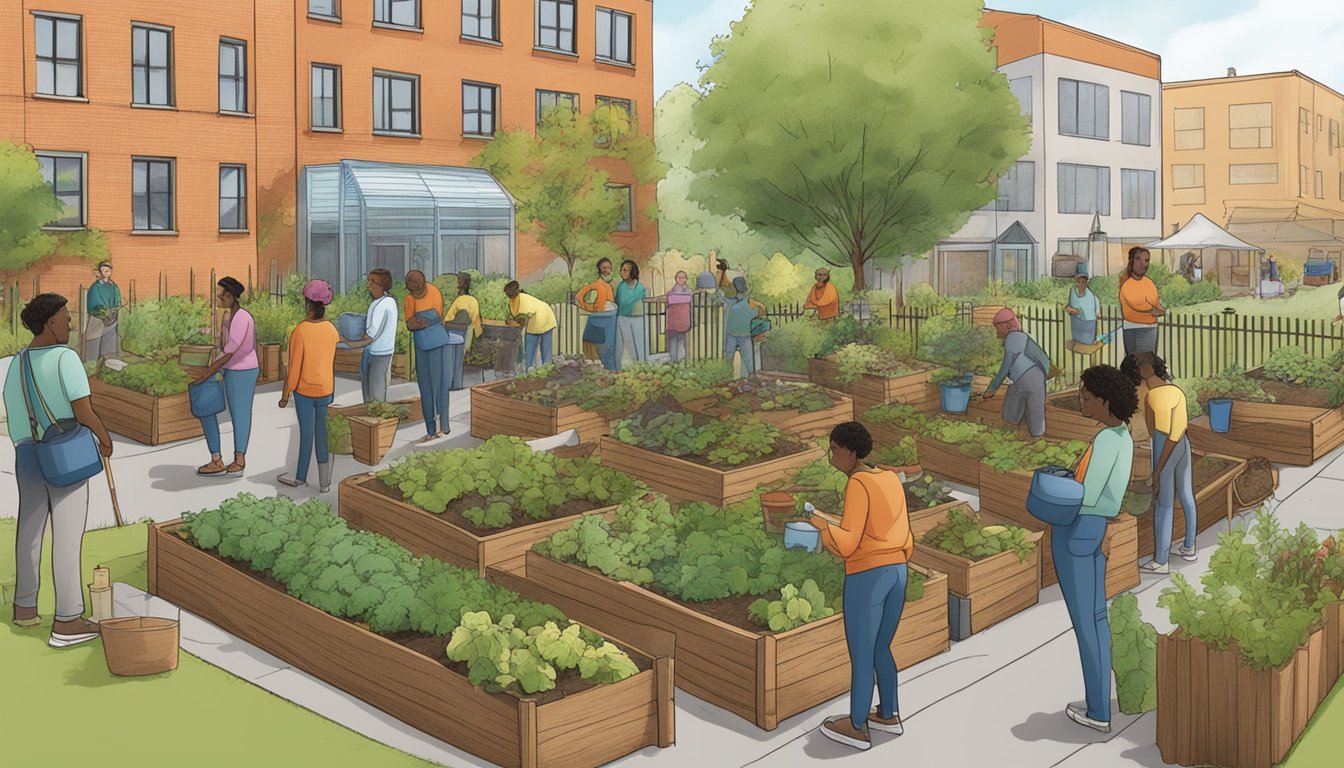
278;280;340;492
716;276;758;379
192;277;259;478
1055;364;1137;734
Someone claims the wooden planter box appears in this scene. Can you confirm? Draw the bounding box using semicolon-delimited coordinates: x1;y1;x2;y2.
684;386;854;441
596;437;825;507
807;355;940;415
178;344;213;368
470;380;613;444
915;435;981;487
257;343;283;384
392;352;409;379
525;551;947;731
1184;400;1344;466
331;397;425;427
147;522;673;768
334;347;363;375
88;377;203;446
972;305;1009;326
1157;604;1344;768
909;501;1043;635
1132;452;1245;562
348;416;398;466
338;473;616;576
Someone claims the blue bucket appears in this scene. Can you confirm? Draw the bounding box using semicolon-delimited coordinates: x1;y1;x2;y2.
1207;399;1233;433
940;379;973;413
189;377;226;418
783;522;820;553
335;312;367;342
1026;466;1085;527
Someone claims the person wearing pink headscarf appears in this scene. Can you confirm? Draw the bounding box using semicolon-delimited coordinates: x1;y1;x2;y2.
981;307;1051;437
278;279;340;492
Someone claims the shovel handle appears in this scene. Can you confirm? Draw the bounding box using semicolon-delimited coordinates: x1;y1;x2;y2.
102;456;125;527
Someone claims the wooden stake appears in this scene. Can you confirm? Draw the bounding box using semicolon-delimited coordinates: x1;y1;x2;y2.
102;456;125;527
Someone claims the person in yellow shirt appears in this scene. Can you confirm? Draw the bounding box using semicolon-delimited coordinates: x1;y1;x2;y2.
576;258;618;370
804;267;840;320
445;272;482;391
804;422;912;751
404;270;451;442
1122;352;1197;574
278;280;340;492
1118;247;1166;356
505;280;558;371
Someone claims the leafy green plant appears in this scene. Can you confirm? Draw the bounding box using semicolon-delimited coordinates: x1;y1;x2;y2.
833;343;920;384
119;297;212;358
327;412;352;455
365;400;412;422
1190;365;1274;404
99;361;191;396
701;377;834;416
919;314;1002;378
748;580;835;632
870;436;918;468
1263;347;1341;390
243;297;303;346
760;318;828;374
921;507;1035;562
1109;593;1157;714
908;474;956;509
613;411;788;467
961;432;1088;472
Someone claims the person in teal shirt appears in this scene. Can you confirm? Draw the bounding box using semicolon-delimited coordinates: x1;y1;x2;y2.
716;276;758;379
84;261;122;361
1066;267;1100;345
1055;364;1137;735
614;260;647;370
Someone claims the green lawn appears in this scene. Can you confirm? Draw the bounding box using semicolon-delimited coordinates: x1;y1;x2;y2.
1284;677;1344;767
0;519;435;768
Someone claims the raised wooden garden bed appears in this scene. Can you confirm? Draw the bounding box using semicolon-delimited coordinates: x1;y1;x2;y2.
807;355;941;415
1157;604;1344;768
525;551;947;731
865;419;981;488
147;521;674;768
258;343;283;384
470;380;614;444
597;437;824;507
333;347;363;375
1185;401;1344;466
331;396;425;426
909;501;1042;636
684;385;855;441
88;377;202;446
1130;452;1245;561
338;473;617;577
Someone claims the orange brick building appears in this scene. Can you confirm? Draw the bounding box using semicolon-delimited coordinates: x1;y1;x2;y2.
0;0;656;304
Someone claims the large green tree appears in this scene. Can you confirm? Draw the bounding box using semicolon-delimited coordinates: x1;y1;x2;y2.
689;0;1030;295
473;105;665;280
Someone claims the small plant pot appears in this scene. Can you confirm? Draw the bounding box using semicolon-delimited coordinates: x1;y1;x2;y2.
760;491;798;534
939;377;974;414
349;415;399;466
101;616;180;676
1207;399;1233;433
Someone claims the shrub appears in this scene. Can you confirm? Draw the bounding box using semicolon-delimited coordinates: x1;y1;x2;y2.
119;297;211;357
244;298;304;345
529;273;575;306
0;324;33;358
903;283;955;314
99;361;191;396
761;319;828;374
1189;366;1274;405
919;314;1002;377
1110;593;1157;714
1009;277;1069;304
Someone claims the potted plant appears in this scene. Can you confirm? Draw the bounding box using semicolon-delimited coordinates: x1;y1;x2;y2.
919;315;1002;414
348;401;411;465
759;491;799;534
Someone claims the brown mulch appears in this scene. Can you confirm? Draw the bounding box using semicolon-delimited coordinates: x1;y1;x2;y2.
362;476;601;538
643;585;765;634
1247;370;1335;409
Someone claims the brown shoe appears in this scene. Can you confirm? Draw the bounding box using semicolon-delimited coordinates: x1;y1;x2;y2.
13;604;41;628
197;459;227;476
49;617;101;648
868;711;904;735
818;716;871;751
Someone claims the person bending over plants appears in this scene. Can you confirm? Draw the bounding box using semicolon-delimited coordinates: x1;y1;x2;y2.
803;421;912;751
981;307;1052;438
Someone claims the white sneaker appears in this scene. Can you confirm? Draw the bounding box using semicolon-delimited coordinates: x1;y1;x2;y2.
48;618;101;648
1176;545;1198;562
1066;706;1111;733
868;709;904;734
1140;560;1169;575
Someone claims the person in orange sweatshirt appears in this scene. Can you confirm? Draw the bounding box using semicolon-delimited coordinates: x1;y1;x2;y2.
805;421;913;751
1118;246;1166;356
278;280;340;492
804;267;840;320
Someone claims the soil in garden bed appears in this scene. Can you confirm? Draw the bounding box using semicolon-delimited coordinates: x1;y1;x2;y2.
498;364;595;408
618;398;811;471
1125;455;1238;516
362;476;604;538
1247;370;1335;409
1048;393;1083;414
201;546;650;705
642;584;774;635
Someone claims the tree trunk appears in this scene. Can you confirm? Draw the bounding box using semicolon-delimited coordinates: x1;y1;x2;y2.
850;245;866;292
891;263;904;309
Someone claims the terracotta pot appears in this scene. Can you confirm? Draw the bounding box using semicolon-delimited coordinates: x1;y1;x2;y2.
760;491;799;534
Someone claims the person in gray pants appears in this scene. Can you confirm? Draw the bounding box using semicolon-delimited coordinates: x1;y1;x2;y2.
4;293;113;648
981;306;1052;438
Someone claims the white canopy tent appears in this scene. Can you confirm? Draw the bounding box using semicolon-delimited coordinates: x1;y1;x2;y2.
1147;213;1267;296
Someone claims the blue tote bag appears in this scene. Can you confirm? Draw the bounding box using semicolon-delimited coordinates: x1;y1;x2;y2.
411;309;450;351
18;349;103;487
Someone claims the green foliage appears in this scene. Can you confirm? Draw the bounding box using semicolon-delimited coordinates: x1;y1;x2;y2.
751;252;815;305
921;507;1035;562
99;361;191;396
327;412;352;455
1190;365;1274;405
747;580;835;632
1008;277;1070;304
0;324;33;358
833;342;920;384
1157;271;1223;308
700;377;835;416
0;141;62;280
180;493;636;694
907;473;957;509
760;319;829;374
1109;594;1158;715
1263;347;1340;389
1173;378;1205;420
119;298;212;357
503;358;736;416
919;315;1002;376
379;435;641;529
364;400;412;422
961;432;1088;473
613;411;785;467
904;283;956;314
456;271;512;322
870;436;919;468
243;297;304;346
528;273;576;305
1157;508;1344;670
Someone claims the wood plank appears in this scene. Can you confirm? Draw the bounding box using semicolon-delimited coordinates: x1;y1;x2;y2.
596;437;824;507
470;382;559;441
537;673;659;767
917;436;979;487
1156;634;1176;765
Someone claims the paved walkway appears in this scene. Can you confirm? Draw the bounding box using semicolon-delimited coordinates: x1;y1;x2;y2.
2;372;1340;767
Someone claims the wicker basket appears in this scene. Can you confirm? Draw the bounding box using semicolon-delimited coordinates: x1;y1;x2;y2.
101;616;179;676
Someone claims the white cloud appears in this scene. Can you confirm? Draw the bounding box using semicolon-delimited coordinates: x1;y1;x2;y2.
1160;0;1344;85
653;0;752;97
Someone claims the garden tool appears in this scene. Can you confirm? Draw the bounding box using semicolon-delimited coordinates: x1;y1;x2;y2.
102;456;125;527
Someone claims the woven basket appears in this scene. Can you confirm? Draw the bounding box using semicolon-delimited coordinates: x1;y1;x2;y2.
101;616;179;676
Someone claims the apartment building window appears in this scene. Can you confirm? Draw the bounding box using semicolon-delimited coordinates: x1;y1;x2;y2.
219;39;247;113
596;95;634;121
995;161;1034;211
374;0;420;29
1121;169;1156;219
1316;170;1325;199
463;82;498;136
462;0;498;41
1171;164;1205;190
1058;239;1090;258
1300;165;1310;196
132;25;174;107
1339;172;1343;201
1057;163;1110;215
1301;108;1311;135
309;0;340;19
36;152;86;228
1174;107;1204;150
537;0;576;53
1229;163;1278;185
606;184;633;231
219;165;247;231
311;64;341;130
1058;79;1109;140
1229;103;1272;148
1009;76;1031;117
34;14;82;98
536;89;577;124
132;158;174;232
1121;91;1151;146
1331;120;1339;155
595;7;632;65
373;71;419;135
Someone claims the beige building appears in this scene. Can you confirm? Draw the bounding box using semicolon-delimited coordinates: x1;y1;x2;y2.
1162;70;1344;285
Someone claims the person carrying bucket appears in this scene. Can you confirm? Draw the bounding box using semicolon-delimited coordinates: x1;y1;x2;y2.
980;307;1051;438
191;276;259;478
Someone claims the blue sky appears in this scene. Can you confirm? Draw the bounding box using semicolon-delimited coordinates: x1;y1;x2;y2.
653;0;1344;98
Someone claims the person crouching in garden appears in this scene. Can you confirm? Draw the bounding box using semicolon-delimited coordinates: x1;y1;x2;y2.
1057;364;1137;734
805;422;912;751
405;270;451;442
278;280;339;492
192;276;258;477
981;307;1052;438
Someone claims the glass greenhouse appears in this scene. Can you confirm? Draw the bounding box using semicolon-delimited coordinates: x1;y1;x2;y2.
299;160;516;289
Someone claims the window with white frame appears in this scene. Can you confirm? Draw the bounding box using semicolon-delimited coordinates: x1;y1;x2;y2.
1121;169;1156;219
1057;239;1090;258
537;0;576;53
219;39;247;113
132;25;173;106
463;81;498;136
34;14;82;97
995;161;1034;212
219;164;247;231
607;184;633;231
309;0;340;18
536;89;577;124
1229;103;1272;148
1300;165;1310;196
132;158;174;231
375;0;420;28
1174;107;1204;150
373;71;419;135
1121;91;1151;146
1057;163;1110;215
462;0;497;41
595;7;632;64
36;152;86;228
1058;79;1109;140
311;64;341;129
1008;76;1031;117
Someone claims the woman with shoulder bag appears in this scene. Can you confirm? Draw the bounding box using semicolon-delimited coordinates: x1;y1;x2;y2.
192;276;259;478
